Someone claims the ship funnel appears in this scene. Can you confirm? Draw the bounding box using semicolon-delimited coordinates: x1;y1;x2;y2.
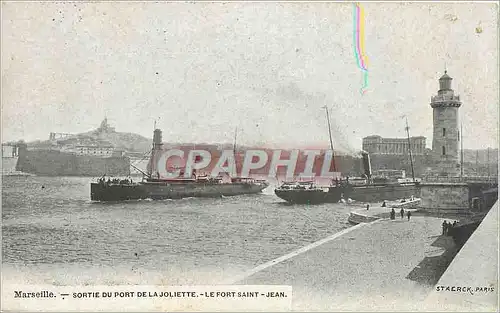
153;129;163;147
361;152;372;179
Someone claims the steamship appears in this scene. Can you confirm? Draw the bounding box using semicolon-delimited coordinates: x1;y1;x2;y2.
274;106;344;204
341;152;421;203
275;152;419;204
274;110;420;204
90;128;269;201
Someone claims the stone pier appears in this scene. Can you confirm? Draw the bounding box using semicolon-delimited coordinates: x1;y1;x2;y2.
419;183;470;214
418;177;498;214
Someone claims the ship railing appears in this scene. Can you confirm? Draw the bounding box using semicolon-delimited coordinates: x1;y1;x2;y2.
231;177;261;183
277;181;326;190
97;176;135;185
431;95;461;102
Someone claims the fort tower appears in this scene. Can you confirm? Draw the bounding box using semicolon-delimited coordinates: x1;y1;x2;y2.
430;71;462;175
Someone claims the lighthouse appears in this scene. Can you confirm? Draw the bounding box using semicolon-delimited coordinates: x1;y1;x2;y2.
430;70;462;176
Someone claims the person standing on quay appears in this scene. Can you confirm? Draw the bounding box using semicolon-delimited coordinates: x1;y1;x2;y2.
407;211;412;221
400;208;404;219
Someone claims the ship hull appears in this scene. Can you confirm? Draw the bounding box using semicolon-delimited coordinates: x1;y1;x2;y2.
91;182;268;202
274;187;342;205
90;183;147;201
344;183;420;203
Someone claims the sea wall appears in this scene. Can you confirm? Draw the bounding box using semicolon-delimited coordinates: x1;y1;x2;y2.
423;201;498;311
16;148;130;177
419;183;469;212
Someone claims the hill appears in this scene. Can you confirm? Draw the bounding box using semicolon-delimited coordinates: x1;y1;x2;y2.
29;118;153;153
26;118;359;157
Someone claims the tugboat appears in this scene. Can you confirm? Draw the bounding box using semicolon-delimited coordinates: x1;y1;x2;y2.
90;128;269;201
341;118;421;203
274;181;344;204
274;111;421;205
274;106;344;204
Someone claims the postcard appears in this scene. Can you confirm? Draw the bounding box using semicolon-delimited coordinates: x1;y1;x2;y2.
1;1;498;311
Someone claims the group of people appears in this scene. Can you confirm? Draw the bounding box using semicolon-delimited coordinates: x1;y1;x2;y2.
442;220;458;236
98;176;133;185
371;201;413;220
390;208;411;220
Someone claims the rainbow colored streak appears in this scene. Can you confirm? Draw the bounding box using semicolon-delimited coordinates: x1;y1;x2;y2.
353;3;369;94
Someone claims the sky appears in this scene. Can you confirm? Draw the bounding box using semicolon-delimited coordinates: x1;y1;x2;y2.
1;1;498;152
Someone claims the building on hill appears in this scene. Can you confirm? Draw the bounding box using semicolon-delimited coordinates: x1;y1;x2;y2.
361;136;429;177
2;143;18;157
97;117;115;133
362;136;426;155
49;132;73;141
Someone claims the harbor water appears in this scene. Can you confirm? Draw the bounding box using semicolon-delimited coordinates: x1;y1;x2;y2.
2;176;353;286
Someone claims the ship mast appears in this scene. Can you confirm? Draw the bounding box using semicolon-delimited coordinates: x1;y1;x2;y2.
460;123;464;178
233;127;238;177
487;147;490;179
148;120;156;178
233;127;238;155
405;117;416;182
323;106;337;173
148;119;163;179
